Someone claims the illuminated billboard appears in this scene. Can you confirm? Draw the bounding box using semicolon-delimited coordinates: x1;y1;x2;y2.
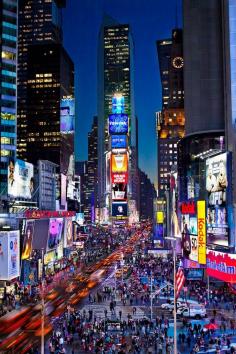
128;200;139;224
63;218;73;248
112;95;125;114
197;201;206;265
111;135;127;149
112;172;128;184
206;153;230;247
47;218;63;251
109;114;128;134
112;183;127;200
207;250;236;283
8;159;34;199
0;231;20;281
60;98;75;133
181;214;198;262
21;220;35;260
111;154;128;173
112;202;128;217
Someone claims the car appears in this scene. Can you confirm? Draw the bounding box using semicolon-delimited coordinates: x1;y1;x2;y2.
177;305;206;319
161;300;186;310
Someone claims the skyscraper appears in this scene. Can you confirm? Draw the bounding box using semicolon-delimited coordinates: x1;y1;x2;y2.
139;169;156;221
156;29;185;196
17;0;74;175
97;17;138;221
0;0;18;198
84;116;98;222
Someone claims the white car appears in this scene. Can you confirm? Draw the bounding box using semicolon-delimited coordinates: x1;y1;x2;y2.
177;305;206;319
161;301;186;310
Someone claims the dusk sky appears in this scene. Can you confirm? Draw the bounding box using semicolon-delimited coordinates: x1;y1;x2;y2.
63;0;182;184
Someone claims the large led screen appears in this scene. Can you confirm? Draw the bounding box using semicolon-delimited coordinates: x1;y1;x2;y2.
63;218;73;248
112;183;127;200
21;220;35;260
206;153;229;247
111;154;128;173
108;114;128;134
111;135;127;149
0;231;20;281
8;159;34;199
60;98;75;133
112;202;128;217
112;172;128;184
112;95;125;114
181;215;198;262
47;218;63;251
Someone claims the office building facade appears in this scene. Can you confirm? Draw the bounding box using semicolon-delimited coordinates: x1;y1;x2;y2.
156;29;185;196
0;0;18;199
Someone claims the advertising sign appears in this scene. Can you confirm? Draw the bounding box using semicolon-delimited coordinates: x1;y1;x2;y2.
67;180;79;201
8;159;34;199
128;200;139;224
22;220;35;260
111;135;127;149
75;213;84;226
47;218;63;251
181;214;198;262
207;250;236;283
207;206;229;246
108;114;128;134
112;202;128;217
61;174;67;207
111;172;128;184
111;154;128;173
112;183;127;200
60;98;75;133
21;260;38;286
63;218;73;248
206;153;228;206
0;231;20;281
156;211;164;224
112;95;125;114
197;201;206;265
186;269;204;280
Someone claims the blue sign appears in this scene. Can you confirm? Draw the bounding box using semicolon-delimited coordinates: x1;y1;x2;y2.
111;135;127;149
112;96;125;114
109;114;128;134
112;202;128;217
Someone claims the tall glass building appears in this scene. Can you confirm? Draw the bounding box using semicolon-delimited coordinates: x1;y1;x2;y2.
0;0;18;198
97;17;138;220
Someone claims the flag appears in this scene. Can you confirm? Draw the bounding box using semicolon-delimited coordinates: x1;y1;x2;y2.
176;268;185;298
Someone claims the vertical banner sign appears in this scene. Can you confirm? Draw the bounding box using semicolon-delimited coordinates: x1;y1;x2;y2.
197;201;206;264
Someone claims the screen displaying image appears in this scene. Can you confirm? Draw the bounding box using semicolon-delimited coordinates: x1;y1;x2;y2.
112;183;127;200
47;218;63;250
111;135;127;149
111;154;128;173
109;114;128;134
8;159;34;200
22;220;35;260
112;202;128;217
64;218;73;248
112;95;125;114
60;98;75;133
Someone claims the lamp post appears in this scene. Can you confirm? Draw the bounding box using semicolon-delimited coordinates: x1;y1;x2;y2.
41;249;45;354
166;237;177;354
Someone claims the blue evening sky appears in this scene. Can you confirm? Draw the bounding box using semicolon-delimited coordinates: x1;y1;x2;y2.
63;0;182;184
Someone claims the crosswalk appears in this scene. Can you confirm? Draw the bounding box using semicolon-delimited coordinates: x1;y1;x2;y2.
80;302;145;321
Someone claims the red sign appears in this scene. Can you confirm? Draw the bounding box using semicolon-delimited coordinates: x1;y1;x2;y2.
111;173;128;184
207;250;236;283
181;202;196;215
24;210;76;219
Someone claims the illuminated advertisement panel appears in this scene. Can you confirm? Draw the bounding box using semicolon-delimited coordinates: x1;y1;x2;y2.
197;201;206;265
181;214;198;262
63;218;73;248
112;183;127;200
21;220;35;260
112;95;125;114
128;200;139;224
0;231;20;281
111;154;128;173
111;172;128;184
60;98;75;133
156;211;164;224
111;135;127;149
108;114;128;134
207;249;236;283
112;202;128;217
8;159;34;199
206;153;229;247
47;218;63;251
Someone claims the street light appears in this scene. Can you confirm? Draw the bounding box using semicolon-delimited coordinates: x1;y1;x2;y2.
166;237;177;354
